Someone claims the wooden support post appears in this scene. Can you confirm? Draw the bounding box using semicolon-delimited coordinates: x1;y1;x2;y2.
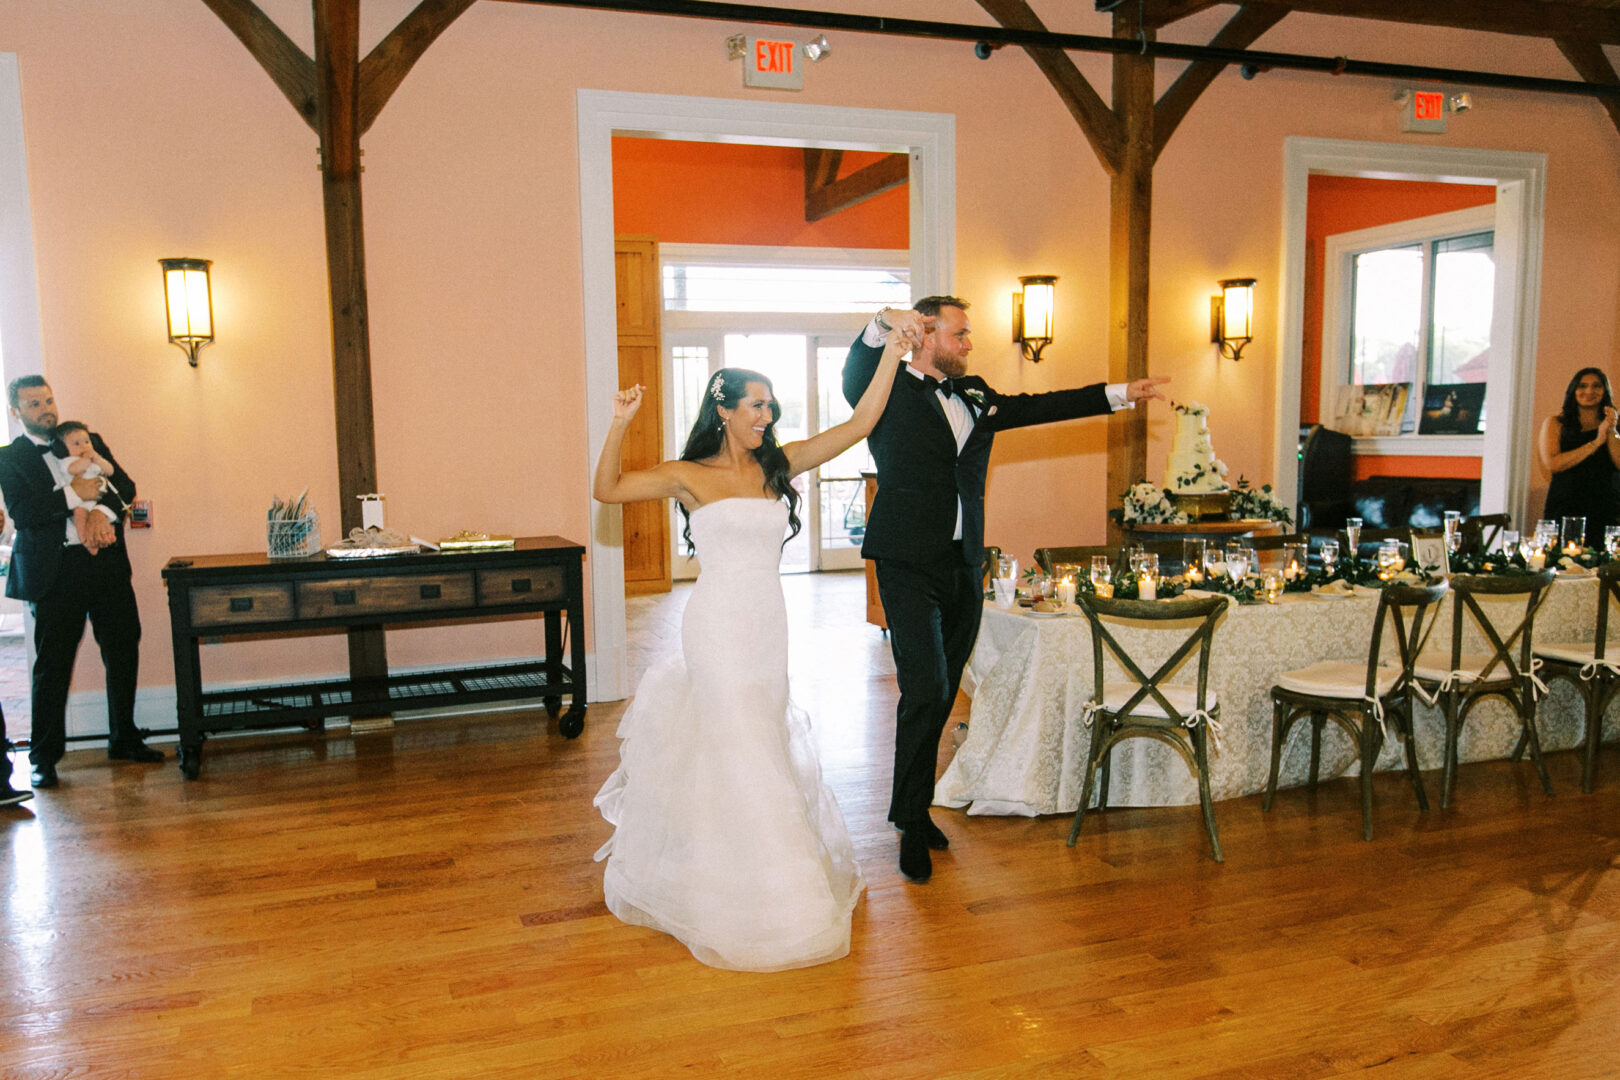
1106;27;1155;544
315;0;389;722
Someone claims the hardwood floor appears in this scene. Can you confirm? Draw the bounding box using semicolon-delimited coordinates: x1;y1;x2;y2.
3;577;1618;1078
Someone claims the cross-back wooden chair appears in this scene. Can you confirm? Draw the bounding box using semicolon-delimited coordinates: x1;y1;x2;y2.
1534;560;1620;792
1265;581;1449;839
1458;513;1512;557
1068;592;1230;862
1033;545;1113;577
1413;569;1558;808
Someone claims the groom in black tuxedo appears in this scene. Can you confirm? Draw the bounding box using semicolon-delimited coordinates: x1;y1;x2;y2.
0;376;156;790
844;296;1166;882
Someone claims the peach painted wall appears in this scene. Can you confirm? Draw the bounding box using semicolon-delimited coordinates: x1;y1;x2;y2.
1303;175;1494;481
612;138;908;248
0;2;1616;701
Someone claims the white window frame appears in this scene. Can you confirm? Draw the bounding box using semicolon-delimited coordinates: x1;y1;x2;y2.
1320;204;1494;457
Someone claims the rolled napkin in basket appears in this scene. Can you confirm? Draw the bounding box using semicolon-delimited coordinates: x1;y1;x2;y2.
1558;556;1593;575
1312;580;1362;598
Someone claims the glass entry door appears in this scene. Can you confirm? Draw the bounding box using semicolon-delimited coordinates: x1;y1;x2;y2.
667;330;872;575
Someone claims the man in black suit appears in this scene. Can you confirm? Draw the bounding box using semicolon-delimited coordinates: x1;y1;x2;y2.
0;376;158;790
844;297;1166;882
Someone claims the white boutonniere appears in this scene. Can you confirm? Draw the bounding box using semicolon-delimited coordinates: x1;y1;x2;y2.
962;387;985;407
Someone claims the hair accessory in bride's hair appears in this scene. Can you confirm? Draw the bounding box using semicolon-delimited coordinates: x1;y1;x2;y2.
709;372;726;404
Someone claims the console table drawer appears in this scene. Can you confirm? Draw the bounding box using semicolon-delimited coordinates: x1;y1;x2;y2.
478;565;566;605
296;572;475;619
190;583;296;628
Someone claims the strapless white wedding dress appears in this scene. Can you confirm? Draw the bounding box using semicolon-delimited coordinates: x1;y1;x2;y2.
594;497;865;971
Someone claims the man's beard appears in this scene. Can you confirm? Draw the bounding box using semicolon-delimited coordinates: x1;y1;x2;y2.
933;353;967;379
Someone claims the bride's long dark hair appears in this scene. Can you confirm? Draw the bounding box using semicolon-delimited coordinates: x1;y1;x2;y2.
678;367;801;552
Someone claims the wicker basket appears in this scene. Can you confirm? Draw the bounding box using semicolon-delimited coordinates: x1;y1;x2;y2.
267;513;321;558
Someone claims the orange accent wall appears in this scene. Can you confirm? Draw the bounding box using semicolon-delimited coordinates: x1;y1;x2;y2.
611;138;909;248
1303;176;1495;481
1350;455;1484;482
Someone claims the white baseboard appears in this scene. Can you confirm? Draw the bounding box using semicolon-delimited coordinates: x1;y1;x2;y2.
57;649;603;746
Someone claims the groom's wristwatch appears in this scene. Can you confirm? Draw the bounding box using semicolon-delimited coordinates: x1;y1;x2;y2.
874;307;894;333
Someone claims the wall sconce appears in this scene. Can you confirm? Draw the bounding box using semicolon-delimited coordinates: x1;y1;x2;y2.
1012;274;1057;362
160;257;214;366
1210;277;1255;361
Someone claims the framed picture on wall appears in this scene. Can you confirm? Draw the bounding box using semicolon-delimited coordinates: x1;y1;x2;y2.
1329;382;1411;437
1417;382;1486;435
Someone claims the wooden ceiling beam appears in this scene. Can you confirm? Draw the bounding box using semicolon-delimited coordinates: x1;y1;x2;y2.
1153;2;1287;160
199;0;318;130
1217;0;1620;46
1136;1;1225;29
804;152;908;222
976;0;1123;174
1556;36;1620;136
358;0;479;133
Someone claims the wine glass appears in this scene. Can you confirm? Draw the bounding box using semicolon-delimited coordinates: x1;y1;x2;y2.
1089;554;1113;598
1606;525;1620;557
1260;567;1285;604
1202;543;1222;580
1344;517;1363;562
1319;538;1340;579
1443;510;1462;553
1224;543;1251;583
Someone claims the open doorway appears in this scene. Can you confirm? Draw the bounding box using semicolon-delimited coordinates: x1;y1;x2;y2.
579;91;956;701
1275;137;1547;531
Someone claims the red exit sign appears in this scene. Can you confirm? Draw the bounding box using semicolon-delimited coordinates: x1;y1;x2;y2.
1399;87;1448;133
742;36;803;90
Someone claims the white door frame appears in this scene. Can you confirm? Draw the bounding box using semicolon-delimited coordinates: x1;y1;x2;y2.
1274;137;1546;527
577;90;956;701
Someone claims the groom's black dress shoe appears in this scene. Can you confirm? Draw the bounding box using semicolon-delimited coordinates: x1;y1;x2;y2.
30;765;59;789
899;831;933;883
896;817;950;851
1;782;32;807
108;742;164;763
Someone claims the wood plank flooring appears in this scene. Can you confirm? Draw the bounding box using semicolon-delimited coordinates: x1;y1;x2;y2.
3;577;1618;1079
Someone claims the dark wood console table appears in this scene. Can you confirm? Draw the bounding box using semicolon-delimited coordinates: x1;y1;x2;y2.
162;537;586;779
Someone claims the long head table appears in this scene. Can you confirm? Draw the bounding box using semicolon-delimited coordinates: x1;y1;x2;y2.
937;574;1601;817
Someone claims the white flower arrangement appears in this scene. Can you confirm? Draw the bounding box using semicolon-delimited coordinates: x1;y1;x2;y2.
1227;477;1294;526
1121;482;1189;524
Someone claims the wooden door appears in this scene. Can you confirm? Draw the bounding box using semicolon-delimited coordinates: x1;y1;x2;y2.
615;235;671;595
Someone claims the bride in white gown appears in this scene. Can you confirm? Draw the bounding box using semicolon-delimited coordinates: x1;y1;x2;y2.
592;330;910;971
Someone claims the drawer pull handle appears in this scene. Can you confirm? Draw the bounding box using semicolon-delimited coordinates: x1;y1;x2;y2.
332;589;357;605
419;584;442;600
510;578;532;594
229;597;255;613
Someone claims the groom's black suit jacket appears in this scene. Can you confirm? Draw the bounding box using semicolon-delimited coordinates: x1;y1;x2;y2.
843;335;1112;569
0;432;136;602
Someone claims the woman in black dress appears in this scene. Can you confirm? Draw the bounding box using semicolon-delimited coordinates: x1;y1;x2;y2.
1539;367;1620;547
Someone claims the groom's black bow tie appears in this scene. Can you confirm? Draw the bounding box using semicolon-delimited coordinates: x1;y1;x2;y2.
34;441;53;455
924;375;963;402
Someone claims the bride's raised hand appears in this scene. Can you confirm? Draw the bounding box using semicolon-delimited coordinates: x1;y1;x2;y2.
613;384;645;423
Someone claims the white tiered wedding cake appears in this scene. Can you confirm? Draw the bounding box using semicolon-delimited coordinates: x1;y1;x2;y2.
1164;402;1229;493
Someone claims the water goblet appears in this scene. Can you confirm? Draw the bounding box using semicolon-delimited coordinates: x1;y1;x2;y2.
1202;544;1222;580
1319;539;1340;578
1500;529;1520;557
1344;517;1363;561
1443;510;1462;553
1260;568;1285;604
1089;554;1113;598
1224;543;1251;583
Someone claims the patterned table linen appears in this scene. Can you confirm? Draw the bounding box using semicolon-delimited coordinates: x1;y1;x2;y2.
937;576;1601;816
